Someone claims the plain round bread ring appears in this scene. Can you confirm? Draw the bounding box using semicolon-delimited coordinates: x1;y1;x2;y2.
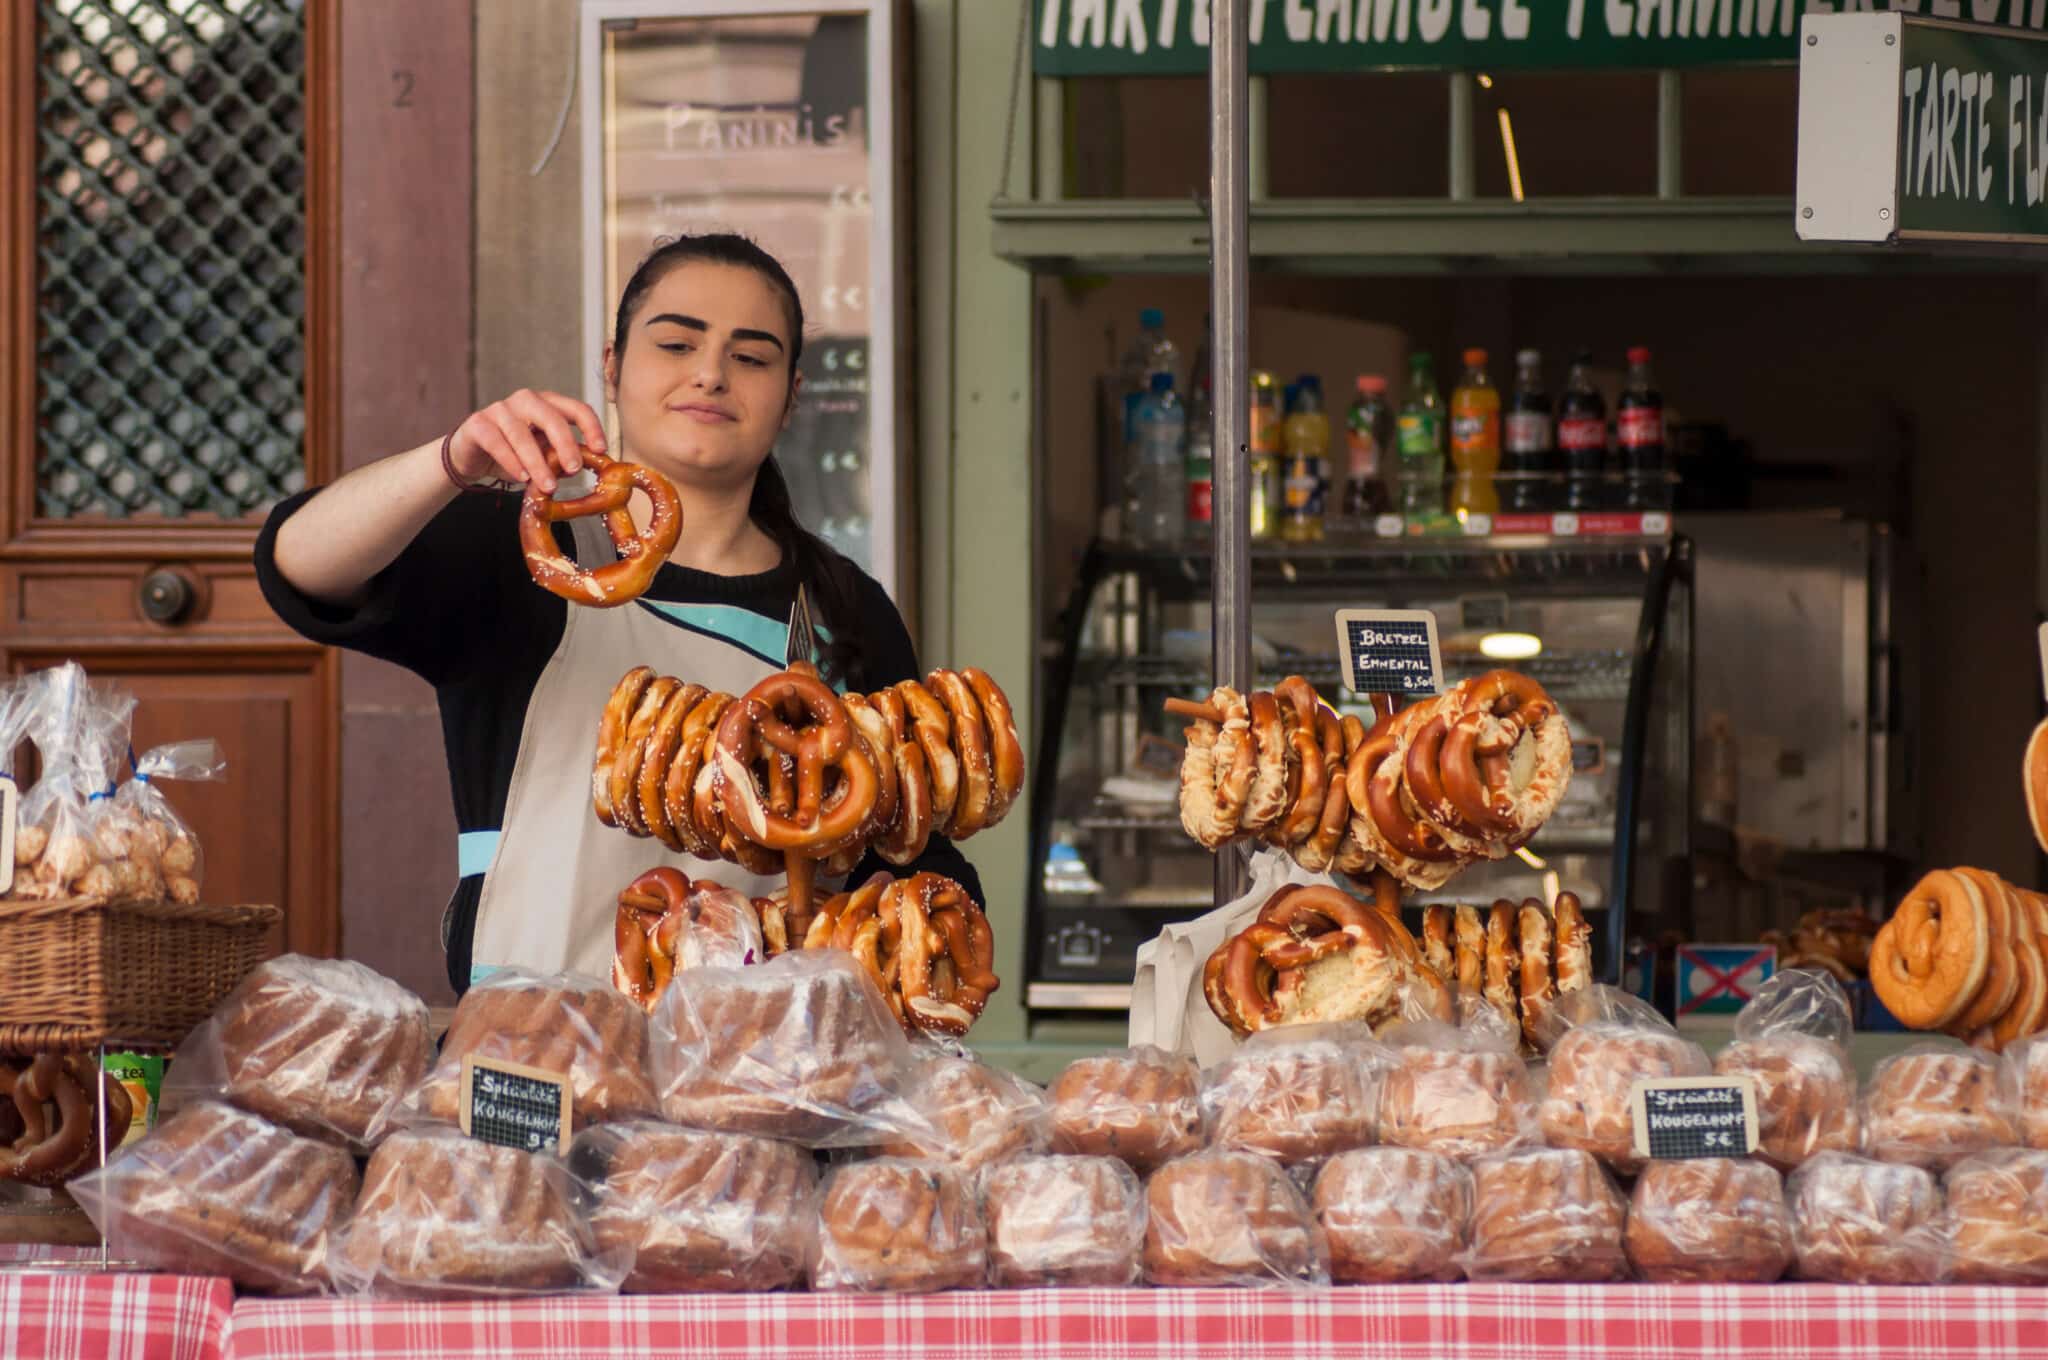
1870;869;1991;1030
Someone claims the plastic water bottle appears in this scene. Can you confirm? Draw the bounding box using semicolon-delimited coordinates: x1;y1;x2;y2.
1116;308;1180;448
1128;372;1186;548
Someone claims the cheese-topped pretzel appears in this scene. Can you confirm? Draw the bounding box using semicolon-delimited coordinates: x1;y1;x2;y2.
1870;869;1991;1030
1518;900;1557;1049
1440;671;1567;838
520;450;683;607
1554;892;1594;996
1269;678;1327;848
1240;690;1290;834
1454;903;1486;997
593;666;654;827
1484;900;1520;1025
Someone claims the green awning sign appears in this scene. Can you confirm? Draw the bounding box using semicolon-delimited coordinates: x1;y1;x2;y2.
1032;0;1979;77
1798;11;2048;246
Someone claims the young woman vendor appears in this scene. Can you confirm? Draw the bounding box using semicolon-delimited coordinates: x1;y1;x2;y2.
257;235;982;993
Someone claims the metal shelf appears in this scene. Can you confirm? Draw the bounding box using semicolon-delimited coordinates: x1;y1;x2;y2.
989;195;2021;276
1027;982;1135;1011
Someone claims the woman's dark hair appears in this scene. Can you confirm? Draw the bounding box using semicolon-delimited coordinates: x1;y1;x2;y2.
611;233;866;685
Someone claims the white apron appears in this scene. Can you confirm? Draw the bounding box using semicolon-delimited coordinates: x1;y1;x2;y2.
466;514;794;983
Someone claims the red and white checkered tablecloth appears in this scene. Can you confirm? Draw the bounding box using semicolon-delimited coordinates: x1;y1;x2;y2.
222;1284;2048;1360
0;1272;232;1360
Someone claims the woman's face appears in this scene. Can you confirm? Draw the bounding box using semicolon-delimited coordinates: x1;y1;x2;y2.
609;261;797;487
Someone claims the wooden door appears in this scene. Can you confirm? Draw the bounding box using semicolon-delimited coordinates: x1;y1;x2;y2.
0;2;339;957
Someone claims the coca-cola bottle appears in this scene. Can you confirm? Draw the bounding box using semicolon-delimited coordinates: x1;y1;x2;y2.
1557;351;1607;513
1617;345;1667;511
1502;348;1553;512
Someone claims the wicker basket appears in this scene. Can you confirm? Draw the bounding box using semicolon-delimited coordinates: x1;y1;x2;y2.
0;897;279;1055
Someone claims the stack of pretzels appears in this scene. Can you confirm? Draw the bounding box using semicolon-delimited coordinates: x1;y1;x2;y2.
1171;669;1571;892
1871;868;2048;1053
1;1053;131;1187
592;660;1023;918
610;865;998;1038
1416;893;1594;1052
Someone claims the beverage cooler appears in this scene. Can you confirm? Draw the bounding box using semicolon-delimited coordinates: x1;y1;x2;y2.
1024;529;1697;1016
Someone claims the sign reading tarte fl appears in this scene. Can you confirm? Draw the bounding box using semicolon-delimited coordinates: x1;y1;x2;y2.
1031;0;1906;77
1800;11;2048;247
1631;1075;1760;1160
460;1056;572;1155
1336;608;1443;696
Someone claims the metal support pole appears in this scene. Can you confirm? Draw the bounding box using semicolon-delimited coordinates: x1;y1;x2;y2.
1656;70;1682;200
1210;0;1251;906
1248;76;1269;202
1448;73;1474;201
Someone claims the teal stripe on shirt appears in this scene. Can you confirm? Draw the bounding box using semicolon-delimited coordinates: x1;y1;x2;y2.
633;601;838;682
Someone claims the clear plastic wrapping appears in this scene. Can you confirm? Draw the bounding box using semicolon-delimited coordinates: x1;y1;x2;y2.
1312;1146;1472;1283
1462;1147;1630;1283
653;949;921;1149
334;1127;626;1298
12;665;104;899
1048;1045;1204;1174
163;954;432;1150
1786;1151;1948;1284
381;968;657;1138
68;1101;357;1294
1535;987;1710;1175
1624;1159;1794;1283
2005;1033;2048;1151
874;1049;1050;1172
569;1121;817;1293
980;1154;1146;1288
109;739;224;905
1201;1022;1385;1166
1712;968;1860;1172
1142;1148;1329;1288
1376;1020;1540;1163
1860;1041;2017;1172
1943;1148;2048;1285
811;1157;987;1292
1733;966;1856;1048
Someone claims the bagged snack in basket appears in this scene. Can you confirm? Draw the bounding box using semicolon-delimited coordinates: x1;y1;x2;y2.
1942;1147;2048;1284
981;1154;1146;1288
1713;968;1860;1171
378;967;657;1138
11;664;100;898
1786;1151;1948;1284
1312;1146;1473;1283
1201;1021;1385;1166
1534;985;1710;1174
811;1157;986;1293
334;1126;626;1299
69;683;138;901
1143;1147;1328;1288
108;739;223;905
163;954;432;1150
1047;1044;1205;1174
873;1047;1051;1173
68;1101;358;1294
1462;1146;1630;1283
1860;1039;2016;1172
1377;1018;1541;1163
1624;1159;1794;1283
652;949;924;1149
569;1120;817;1293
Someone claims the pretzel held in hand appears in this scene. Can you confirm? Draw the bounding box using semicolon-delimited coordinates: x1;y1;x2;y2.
521;450;683;606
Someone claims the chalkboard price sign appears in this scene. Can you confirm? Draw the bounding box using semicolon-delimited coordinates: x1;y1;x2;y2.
1630;1076;1759;1162
1334;609;1443;697
459;1056;573;1155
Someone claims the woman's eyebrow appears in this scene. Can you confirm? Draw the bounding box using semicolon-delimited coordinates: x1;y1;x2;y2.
644;311;786;351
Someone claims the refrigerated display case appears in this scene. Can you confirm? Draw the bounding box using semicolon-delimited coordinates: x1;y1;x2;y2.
1025;529;1694;1014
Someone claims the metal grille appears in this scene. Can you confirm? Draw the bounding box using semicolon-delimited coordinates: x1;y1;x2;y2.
35;0;306;520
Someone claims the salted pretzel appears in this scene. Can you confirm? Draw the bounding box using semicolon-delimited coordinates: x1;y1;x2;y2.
613;869;681;1010
897;873;1000;1035
1403;699;1500;858
636;682;706;850
926;670;994;840
610;676;679;838
0;1055;130;1187
712;667;878;855
841;695;901;858
962;668;1025;826
1267;678;1328;848
593;667;655;827
520;450;683;607
1871;869;1992;1030
663;692;733;858
876;739;934;865
1293;708;1351;871
895;680;961;830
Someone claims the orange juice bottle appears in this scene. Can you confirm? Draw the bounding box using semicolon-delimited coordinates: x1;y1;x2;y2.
1449;347;1501;517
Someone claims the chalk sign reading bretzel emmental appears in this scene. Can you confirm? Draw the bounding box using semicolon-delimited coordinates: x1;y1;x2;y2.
1335;609;1443;698
460;1056;572;1156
